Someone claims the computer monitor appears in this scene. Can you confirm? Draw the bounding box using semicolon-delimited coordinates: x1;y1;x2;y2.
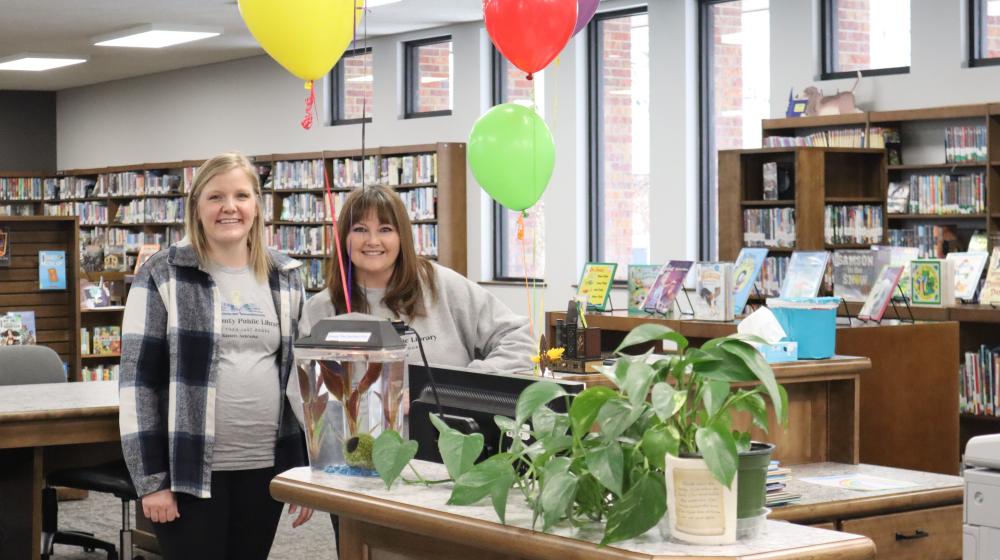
408;364;586;464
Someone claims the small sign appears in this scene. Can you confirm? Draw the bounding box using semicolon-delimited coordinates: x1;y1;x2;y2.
325;331;372;343
576;262;617;312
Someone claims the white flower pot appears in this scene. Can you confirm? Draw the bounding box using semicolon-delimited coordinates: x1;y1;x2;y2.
664;454;737;545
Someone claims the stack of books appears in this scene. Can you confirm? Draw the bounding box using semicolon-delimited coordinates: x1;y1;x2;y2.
765;460;801;507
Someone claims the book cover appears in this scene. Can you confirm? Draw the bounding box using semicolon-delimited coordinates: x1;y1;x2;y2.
969;231;989;253
886;181;910;214
947;251;988;301
134;243;160;274
780;251;830;298
576;262;617;311
80;279;111;309
38;250;67;290
857;266;904;322
693;262;733;321
910;259;944;306
628;264;662;313
762;162;778;200
0;227;9;268
831;250;881;303
731;247;768;316
103;245;127;272
81;244;104;273
872;245;920;301
980;247;1000;305
81;328;91;355
0;311;36;345
643;260;693;314
91;326;121;355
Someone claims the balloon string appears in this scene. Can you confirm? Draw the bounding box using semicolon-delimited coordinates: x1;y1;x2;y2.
301;80;316;130
517;212;534;341
323;159;351;313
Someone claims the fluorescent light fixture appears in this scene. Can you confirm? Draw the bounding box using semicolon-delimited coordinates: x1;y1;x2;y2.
366;0;403;7
346;74;373;83
0;53;87;71
93;24;220;48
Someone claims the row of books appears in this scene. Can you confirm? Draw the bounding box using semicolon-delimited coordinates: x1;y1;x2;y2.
106;228;176;251
763;128;867;148
44;201;107;225
105;169;193;197
398;187;437;221
0;177;44;201
0;203;33;216
45;177;99;200
113;198;185;225
867;126;901;149
945;125;988;163
961;345;1000;417
278;193;332;223
81;326;121;356
413;224;438;257
766;461;800;507
743;207;795;248
272;159;326;190
267;225;327;255
300;258;325;290
82;364;120;382
627;261;737;320
887;173;986;215
332;154;439;188
823;205;883;245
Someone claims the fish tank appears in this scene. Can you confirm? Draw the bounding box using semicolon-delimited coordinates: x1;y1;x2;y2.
294;319;408;476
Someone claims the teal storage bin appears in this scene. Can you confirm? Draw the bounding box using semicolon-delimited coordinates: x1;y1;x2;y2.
765;297;840;359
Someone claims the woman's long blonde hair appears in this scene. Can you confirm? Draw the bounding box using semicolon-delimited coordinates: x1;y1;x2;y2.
326;185;436;317
185;152;271;281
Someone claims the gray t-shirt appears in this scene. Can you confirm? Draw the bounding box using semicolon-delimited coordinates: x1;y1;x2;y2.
208;263;281;470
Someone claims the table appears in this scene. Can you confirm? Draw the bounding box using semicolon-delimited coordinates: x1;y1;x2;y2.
271;463;877;560
0;380;119;559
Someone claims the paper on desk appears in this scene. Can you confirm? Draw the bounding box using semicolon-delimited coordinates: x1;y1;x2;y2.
799;474;919;492
737;307;786;344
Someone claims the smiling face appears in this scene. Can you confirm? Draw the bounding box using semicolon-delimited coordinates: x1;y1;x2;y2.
196;167;258;259
348;211;401;289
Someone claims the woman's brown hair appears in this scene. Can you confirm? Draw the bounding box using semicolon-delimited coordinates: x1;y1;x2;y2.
325;185;436;317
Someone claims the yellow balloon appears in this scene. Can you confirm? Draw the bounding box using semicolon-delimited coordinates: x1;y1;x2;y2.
239;0;360;81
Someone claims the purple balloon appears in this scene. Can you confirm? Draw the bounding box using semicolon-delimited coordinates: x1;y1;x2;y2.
572;0;599;36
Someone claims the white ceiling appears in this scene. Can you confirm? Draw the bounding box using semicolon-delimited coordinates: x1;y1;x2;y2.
0;0;485;91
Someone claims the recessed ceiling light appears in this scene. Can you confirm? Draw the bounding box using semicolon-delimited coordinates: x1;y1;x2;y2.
0;54;87;71
93;24;220;49
366;0;403;7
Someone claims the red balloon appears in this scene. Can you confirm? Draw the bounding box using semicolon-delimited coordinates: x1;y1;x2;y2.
485;0;577;78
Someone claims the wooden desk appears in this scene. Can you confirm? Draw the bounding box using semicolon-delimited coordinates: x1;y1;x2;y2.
271;464;876;560
547;311;960;474
0;380;119;559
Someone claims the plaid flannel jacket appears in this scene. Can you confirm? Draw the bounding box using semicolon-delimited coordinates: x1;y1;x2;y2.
118;241;307;498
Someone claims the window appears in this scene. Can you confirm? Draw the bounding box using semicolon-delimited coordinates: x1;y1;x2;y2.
404;36;453;118
330;47;373;124
822;0;910;78
589;7;649;281
969;0;1000;65
491;48;546;281
700;0;770;258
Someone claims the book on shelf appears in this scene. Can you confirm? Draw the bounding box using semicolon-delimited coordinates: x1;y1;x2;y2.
134;243;160;274
871;245;919;301
103;245;127;272
909;258;955;306
82;364;120;382
91;326;121;355
961;345;1000;417
831;249;885;303
642;261;693;315
0;227;9;267
969;231;989;253
762;162;778;200
731;248;768;316
38;250;67;290
81;328;90;355
780;251;829;299
80;279;112;309
857;266;904;322
0;311;36;346
628;264;662;314
692;262;734;321
946;251;988;301
576;262;617;312
81;244;104;273
754;256;789;297
886;181;909;214
979;247;1000;305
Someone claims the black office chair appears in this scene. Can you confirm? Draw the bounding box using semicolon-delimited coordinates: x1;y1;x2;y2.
0;345;138;560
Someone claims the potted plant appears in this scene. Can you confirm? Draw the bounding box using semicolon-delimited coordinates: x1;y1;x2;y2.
373;323;787;546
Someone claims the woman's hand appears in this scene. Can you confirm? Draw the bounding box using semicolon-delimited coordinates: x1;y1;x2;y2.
142;489;179;523
288;503;314;528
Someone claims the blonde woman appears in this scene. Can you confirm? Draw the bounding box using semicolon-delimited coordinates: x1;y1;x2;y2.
119;152;312;559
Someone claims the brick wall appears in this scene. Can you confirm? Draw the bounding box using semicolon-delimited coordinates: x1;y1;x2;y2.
835;0;871;72
987;14;1000;57
415;42;452;112
342;52;373;120
713;2;744;152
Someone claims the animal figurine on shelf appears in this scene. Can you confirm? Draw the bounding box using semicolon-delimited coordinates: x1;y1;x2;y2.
802;70;863;116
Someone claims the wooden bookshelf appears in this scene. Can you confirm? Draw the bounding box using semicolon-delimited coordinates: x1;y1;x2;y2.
0;216;81;381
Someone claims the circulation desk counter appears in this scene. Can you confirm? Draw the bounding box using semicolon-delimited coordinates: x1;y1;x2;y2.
270;463;876;560
546;311;960;475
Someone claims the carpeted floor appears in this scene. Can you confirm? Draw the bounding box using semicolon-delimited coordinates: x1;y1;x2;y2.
51;492;337;559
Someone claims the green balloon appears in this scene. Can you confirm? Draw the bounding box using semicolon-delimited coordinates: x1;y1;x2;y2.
468;103;555;212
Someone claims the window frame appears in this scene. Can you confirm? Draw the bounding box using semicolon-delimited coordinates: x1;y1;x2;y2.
969;0;1000;67
329;46;373;126
490;46;544;282
587;5;649;276
820;0;910;79
698;0;724;261
403;35;454;119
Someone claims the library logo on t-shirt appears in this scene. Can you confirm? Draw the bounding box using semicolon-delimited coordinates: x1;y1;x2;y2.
221;290;265;317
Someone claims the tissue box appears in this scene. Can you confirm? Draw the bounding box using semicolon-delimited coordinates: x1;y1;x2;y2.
766;297;839;359
750;340;798;363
